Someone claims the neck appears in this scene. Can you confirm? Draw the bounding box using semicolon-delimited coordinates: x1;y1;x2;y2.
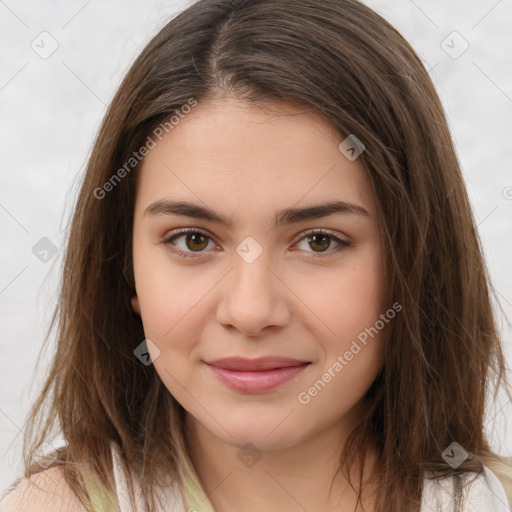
184;413;378;512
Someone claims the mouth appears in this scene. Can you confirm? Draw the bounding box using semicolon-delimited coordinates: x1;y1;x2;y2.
205;356;311;393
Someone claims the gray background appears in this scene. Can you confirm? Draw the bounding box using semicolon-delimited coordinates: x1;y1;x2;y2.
1;0;511;492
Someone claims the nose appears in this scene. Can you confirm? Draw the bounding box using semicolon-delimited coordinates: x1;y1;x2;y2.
216;250;291;337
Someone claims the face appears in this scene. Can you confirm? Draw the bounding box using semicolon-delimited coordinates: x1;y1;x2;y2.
131;97;388;452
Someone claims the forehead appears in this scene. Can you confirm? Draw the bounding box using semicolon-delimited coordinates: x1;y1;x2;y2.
135;98;375;218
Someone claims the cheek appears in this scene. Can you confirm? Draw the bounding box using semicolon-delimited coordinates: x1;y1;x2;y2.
292;243;386;393
292;243;386;343
134;261;211;400
294;351;382;440
132;242;214;342
294;254;387;423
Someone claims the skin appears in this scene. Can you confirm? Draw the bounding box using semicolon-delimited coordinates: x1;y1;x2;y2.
131;97;387;511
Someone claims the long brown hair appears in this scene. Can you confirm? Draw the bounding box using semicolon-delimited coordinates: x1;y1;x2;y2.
13;0;511;510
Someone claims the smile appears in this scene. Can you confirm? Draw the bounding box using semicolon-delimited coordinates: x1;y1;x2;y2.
205;357;311;393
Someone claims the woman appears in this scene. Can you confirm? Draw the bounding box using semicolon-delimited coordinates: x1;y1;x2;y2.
1;0;511;510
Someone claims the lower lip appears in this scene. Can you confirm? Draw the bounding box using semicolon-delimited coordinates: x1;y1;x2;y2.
206;363;310;393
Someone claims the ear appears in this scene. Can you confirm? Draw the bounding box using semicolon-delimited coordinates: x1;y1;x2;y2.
131;294;141;316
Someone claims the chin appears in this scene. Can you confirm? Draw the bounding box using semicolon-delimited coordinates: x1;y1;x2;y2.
204;415;306;452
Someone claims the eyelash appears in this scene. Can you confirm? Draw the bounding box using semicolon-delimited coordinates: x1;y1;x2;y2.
161;228;350;260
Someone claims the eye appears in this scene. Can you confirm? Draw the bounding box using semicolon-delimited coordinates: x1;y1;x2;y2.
293;228;350;258
162;228;218;259
162;228;350;259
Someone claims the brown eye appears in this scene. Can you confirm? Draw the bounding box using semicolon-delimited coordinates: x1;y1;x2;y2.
307;234;331;252
184;233;209;251
294;229;350;258
162;229;217;258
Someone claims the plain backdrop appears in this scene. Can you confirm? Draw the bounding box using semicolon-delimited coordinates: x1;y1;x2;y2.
1;0;511;493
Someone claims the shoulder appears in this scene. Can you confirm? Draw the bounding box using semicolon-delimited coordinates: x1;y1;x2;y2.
0;466;88;512
421;466;511;512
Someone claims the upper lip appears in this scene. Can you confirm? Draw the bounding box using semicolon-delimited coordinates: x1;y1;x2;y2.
206;357;310;371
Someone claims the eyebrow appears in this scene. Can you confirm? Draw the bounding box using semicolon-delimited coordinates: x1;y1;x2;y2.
144;199;370;228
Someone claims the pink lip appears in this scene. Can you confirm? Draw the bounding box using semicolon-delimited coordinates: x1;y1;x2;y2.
206;357;310;393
